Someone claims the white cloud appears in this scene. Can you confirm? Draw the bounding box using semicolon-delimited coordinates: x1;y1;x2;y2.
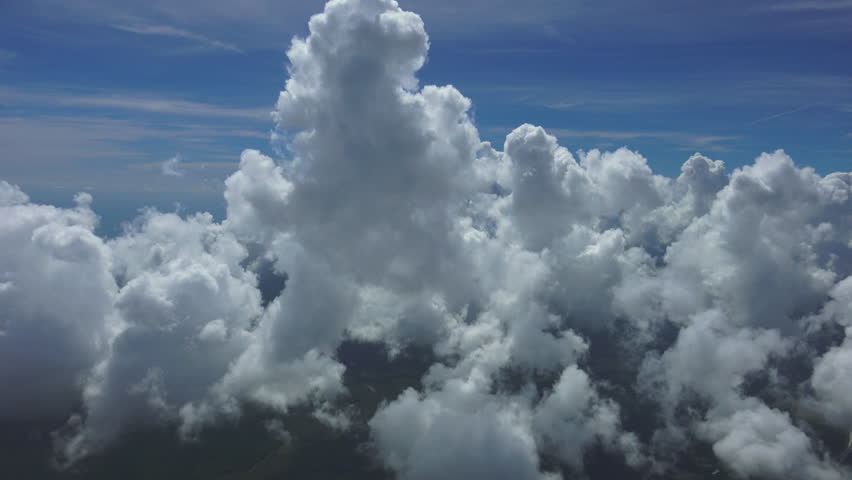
0;87;271;120
56;210;263;462
113;23;242;52
534;366;645;470
0;185;117;421
370;387;557;480
698;399;847;480
809;278;852;429
0;180;29;205
161;155;184;176
1;1;852;479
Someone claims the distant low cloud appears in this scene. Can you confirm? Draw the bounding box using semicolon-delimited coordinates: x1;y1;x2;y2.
161;155;184;176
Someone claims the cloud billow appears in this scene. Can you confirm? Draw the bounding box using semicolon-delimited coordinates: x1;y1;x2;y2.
1;1;851;478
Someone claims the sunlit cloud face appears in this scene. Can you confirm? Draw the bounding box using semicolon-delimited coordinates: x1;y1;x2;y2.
1;1;851;479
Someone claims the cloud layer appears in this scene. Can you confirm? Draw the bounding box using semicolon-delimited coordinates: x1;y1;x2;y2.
1;1;851;478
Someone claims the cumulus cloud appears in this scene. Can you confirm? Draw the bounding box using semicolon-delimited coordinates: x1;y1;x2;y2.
1;1;852;479
810;278;852;430
56;210;263;462
161;154;185;177
0;185;116;420
370;387;557;480
698;399;846;480
534;366;645;470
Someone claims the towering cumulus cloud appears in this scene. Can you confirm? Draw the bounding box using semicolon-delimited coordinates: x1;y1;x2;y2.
1;1;851;478
0;183;116;421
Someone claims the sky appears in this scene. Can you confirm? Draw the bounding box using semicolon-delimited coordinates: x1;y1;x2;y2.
2;2;852;479
1;0;850;210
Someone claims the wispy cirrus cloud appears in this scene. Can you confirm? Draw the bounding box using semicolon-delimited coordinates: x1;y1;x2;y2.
0;113;266;188
552;128;738;144
134;159;239;173
488;126;740;151
53;93;270;120
762;0;852;11
747;104;817;126
0;86;271;121
487;71;851;115
553;128;741;151
0;115;155;170
538;95;689;111
112;23;242;52
0;86;270;186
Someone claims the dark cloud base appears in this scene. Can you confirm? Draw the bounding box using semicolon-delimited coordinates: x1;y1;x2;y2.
7;338;840;479
1;341;423;480
0;342;729;480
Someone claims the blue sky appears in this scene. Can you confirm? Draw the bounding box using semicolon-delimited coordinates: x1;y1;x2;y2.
1;0;850;217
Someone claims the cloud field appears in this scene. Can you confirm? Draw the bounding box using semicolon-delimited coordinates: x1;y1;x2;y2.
1;1;851;478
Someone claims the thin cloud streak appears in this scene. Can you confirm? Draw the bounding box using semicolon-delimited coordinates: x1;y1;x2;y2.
747;104;815;126
112;23;243;52
0;87;271;121
488;126;740;149
0;114;269;181
763;0;852;11
133;160;240;172
55;94;271;120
